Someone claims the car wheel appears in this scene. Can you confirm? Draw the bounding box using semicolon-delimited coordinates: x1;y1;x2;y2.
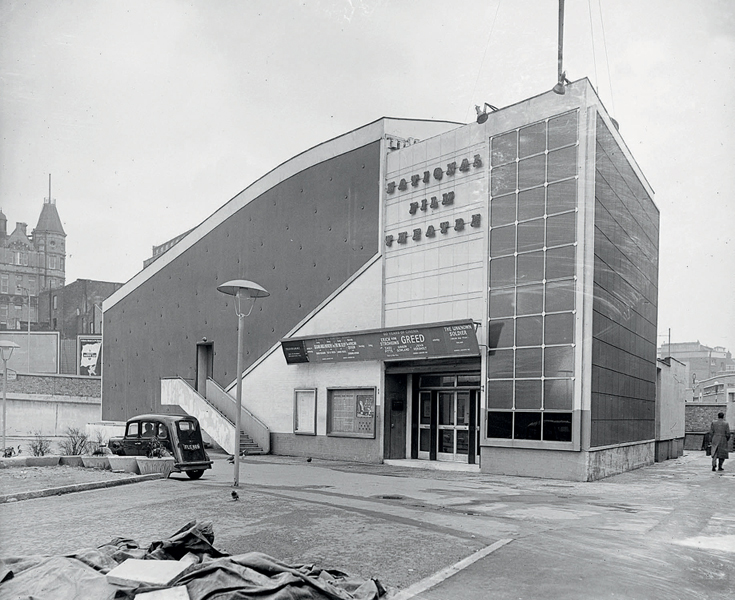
186;470;204;480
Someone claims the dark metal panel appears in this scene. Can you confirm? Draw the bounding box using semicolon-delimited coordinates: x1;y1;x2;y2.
590;116;659;447
103;141;381;420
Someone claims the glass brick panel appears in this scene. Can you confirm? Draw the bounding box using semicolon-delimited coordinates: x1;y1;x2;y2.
490;225;516;257
515;380;542;409
490;256;515;288
514;412;542;440
491;131;517;166
517;218;545;252
547;179;577;214
518;186;545;221
545;279;575;312
516;348;542;377
543;413;572;441
545;312;575;345
547;146;577;182
491;194;516;227
546;212;576;247
487;380;513;408
546;245;575;280
488;349;514;378
517;251;544;284
516;283;544;315
548;111;577;150
489;288;515;318
544;379;573;410
519;121;546;157
516;316;543;347
491;164;517;196
487;412;513;438
544;345;575;377
489;318;514;349
518;155;546;190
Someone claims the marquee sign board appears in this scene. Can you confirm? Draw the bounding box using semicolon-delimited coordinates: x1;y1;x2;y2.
282;320;479;365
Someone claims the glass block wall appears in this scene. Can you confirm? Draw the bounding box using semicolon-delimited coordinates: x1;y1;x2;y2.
486;110;579;443
591;115;659;446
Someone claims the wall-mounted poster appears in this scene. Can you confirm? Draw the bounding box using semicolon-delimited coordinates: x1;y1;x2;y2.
327;388;376;438
78;335;102;376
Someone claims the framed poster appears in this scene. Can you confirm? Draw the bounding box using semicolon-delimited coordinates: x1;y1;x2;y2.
327;387;376;438
78;335;102;377
294;389;317;435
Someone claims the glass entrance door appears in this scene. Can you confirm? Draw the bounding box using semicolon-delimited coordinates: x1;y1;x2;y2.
416;377;480;464
437;391;470;461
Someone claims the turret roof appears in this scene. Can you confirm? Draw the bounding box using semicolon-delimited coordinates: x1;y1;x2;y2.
35;201;65;235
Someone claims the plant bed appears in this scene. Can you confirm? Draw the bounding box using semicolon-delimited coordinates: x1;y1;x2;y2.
25;455;61;467
59;455;84;467
136;457;175;478
107;455;140;474
81;456;110;470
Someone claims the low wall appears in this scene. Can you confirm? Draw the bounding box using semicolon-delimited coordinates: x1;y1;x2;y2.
685;403;726;451
1;373;101;454
271;433;383;463
480;441;655;481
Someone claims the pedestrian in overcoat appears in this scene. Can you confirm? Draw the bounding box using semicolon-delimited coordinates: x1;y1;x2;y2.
709;412;731;472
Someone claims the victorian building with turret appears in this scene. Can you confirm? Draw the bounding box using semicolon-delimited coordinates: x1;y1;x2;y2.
0;198;66;330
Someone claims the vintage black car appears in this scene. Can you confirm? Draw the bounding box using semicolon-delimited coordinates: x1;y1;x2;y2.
108;414;212;479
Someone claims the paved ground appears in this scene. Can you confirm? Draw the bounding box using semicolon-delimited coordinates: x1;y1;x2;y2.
0;450;733;599
0;464;136;496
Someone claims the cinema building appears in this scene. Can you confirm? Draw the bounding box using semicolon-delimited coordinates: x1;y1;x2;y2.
102;79;659;481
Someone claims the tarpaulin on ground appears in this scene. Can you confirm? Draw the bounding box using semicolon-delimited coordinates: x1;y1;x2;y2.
0;521;386;600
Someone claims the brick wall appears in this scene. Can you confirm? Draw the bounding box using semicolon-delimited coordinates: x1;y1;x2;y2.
685;403;725;433
5;373;100;397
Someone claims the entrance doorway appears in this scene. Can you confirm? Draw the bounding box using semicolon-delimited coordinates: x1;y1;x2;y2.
415;373;481;463
195;341;213;396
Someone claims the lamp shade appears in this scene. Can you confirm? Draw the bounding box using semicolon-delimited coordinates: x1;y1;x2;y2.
217;280;270;299
0;340;19;361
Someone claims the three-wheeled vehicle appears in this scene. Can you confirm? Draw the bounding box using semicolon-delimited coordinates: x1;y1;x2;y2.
108;414;212;479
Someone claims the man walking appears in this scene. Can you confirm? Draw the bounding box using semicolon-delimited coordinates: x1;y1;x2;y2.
709;412;731;472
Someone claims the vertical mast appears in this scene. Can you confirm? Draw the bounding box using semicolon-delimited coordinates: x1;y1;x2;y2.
553;0;567;94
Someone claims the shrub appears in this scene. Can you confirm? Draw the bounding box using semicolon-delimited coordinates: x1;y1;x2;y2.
29;432;52;456
59;427;90;455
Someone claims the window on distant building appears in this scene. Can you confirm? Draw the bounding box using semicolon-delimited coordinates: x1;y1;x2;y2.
49;256;57;270
0;275;7;294
53;295;57;310
28;277;36;295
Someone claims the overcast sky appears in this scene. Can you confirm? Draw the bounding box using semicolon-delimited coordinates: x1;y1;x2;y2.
1;0;733;351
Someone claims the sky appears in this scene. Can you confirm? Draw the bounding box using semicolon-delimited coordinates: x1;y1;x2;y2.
1;0;733;351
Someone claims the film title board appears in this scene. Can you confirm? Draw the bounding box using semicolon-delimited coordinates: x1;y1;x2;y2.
281;320;479;364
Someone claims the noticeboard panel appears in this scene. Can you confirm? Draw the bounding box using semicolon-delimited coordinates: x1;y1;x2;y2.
282;320;479;364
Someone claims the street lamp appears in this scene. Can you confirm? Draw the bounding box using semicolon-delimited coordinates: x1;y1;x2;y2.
216;279;269;487
0;340;19;455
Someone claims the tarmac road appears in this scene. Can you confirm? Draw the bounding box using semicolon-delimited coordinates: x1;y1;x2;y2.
0;451;733;599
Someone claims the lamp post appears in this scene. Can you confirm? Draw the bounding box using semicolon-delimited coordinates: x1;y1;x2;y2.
0;340;19;455
216;279;269;487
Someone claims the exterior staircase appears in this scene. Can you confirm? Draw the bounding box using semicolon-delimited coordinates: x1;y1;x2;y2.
161;377;270;456
238;431;265;455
